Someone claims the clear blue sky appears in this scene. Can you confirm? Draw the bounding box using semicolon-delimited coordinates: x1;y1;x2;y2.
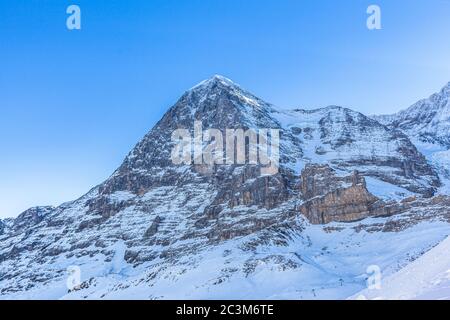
1;0;449;218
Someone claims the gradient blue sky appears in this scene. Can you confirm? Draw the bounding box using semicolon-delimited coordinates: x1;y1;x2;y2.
1;0;449;218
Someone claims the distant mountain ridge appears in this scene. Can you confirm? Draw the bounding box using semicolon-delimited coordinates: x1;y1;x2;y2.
374;81;450;194
375;82;450;147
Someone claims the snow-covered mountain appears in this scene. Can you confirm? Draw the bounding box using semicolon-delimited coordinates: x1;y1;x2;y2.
274;106;439;197
375;82;450;194
375;82;450;147
1;76;449;300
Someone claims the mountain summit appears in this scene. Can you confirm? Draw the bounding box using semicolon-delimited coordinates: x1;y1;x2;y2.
190;75;241;90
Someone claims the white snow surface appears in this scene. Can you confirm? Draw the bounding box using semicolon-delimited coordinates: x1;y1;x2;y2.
2;212;449;300
352;236;450;300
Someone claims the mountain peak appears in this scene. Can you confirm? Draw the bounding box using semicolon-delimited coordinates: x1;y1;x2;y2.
181;75;271;117
190;74;238;91
210;74;234;83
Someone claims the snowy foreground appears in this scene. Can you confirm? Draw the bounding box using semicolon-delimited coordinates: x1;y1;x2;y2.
352;236;450;300
3;216;449;300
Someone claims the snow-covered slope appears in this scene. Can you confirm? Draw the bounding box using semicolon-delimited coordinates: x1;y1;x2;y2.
3;207;450;300
352;236;450;300
0;76;449;300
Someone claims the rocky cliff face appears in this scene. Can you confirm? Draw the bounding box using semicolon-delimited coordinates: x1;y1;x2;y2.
9;206;55;234
301;184;378;224
296;164;441;225
300;164;366;200
299;165;379;224
1;76;449;299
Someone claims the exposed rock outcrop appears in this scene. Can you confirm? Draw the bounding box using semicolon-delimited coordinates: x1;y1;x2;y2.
11;206;55;233
300;184;379;224
300;164;365;200
144;216;164;238
297;164;447;225
299;165;380;224
297;164;416;224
